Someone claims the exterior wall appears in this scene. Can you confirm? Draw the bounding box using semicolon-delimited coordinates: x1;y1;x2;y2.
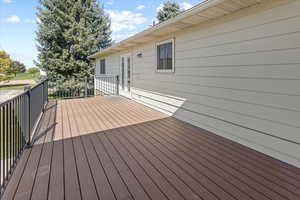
96;0;300;167
132;0;300;167
95;53;120;76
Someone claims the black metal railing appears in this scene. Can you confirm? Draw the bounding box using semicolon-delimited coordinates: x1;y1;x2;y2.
94;75;119;96
48;76;119;99
0;75;119;196
0;79;48;196
48;77;95;99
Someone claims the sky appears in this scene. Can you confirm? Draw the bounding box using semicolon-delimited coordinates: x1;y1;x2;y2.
0;0;201;68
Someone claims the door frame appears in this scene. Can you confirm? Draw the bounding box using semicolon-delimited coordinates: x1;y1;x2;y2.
119;53;132;99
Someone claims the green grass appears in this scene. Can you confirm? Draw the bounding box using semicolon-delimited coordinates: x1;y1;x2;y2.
11;72;39;81
0;85;26;90
0;72;39;90
0;108;24;159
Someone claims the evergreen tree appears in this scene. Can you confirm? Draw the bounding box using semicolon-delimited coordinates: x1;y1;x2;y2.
36;0;112;79
157;1;181;23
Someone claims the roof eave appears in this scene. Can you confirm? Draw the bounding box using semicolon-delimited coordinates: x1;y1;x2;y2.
89;0;264;59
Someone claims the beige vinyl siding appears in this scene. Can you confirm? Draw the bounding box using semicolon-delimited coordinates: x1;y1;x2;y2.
129;0;300;167
95;59;100;75
95;54;120;76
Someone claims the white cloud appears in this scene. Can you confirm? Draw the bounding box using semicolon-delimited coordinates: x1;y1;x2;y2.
2;0;13;3
180;2;193;10
105;9;147;32
136;5;145;10
5;15;21;23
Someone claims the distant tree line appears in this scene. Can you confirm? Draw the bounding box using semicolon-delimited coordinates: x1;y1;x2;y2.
0;51;27;81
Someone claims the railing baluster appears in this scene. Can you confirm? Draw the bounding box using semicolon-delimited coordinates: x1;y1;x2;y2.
5;104;8;181
0;79;48;196
0;107;3;189
12;101;15;167
10;102;12;170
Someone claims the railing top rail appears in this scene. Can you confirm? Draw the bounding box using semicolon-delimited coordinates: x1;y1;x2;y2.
49;77;94;80
31;78;48;90
95;74;118;78
0;90;28;108
0;79;48;108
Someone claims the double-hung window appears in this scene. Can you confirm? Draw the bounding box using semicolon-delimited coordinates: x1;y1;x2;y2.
100;59;106;74
156;39;175;72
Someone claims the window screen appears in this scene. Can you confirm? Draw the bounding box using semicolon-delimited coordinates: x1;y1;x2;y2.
100;59;105;74
157;41;173;71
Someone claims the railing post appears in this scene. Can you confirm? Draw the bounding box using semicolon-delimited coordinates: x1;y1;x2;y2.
116;75;119;95
85;77;88;97
24;86;32;148
42;81;45;112
94;76;96;97
46;79;49;102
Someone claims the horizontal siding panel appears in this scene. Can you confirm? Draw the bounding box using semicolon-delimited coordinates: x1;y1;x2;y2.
133;80;300;112
106;54;120;75
135;64;300;80
133;49;300;72
181;101;300;143
131;86;300;143
176;0;300;44
176;14;300;52
134;75;300;95
177;32;300;60
175;48;300;66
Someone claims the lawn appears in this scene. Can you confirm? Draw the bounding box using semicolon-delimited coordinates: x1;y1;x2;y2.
0;85;26;90
0;72;40;91
11;72;39;81
0;108;24;159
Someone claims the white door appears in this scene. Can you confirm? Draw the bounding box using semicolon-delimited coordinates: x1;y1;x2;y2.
120;54;132;98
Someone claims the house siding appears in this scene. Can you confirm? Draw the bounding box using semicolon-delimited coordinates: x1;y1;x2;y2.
95;53;120;76
96;0;300;167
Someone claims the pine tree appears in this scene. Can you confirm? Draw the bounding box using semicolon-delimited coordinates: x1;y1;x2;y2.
157;1;181;23
36;0;112;79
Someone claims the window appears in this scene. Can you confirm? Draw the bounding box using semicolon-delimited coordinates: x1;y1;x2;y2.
100;59;106;74
156;39;174;72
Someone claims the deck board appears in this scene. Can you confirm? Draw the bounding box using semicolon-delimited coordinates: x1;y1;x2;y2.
2;96;300;200
91;133;134;200
157;119;300;195
48;141;64;200
151;119;291;200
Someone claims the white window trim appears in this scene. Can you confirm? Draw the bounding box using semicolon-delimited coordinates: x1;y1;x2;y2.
156;38;175;73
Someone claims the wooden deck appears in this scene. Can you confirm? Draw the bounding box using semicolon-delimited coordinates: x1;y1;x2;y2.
2;96;300;200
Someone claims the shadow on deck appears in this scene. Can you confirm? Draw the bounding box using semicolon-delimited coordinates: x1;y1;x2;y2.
2;96;300;200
